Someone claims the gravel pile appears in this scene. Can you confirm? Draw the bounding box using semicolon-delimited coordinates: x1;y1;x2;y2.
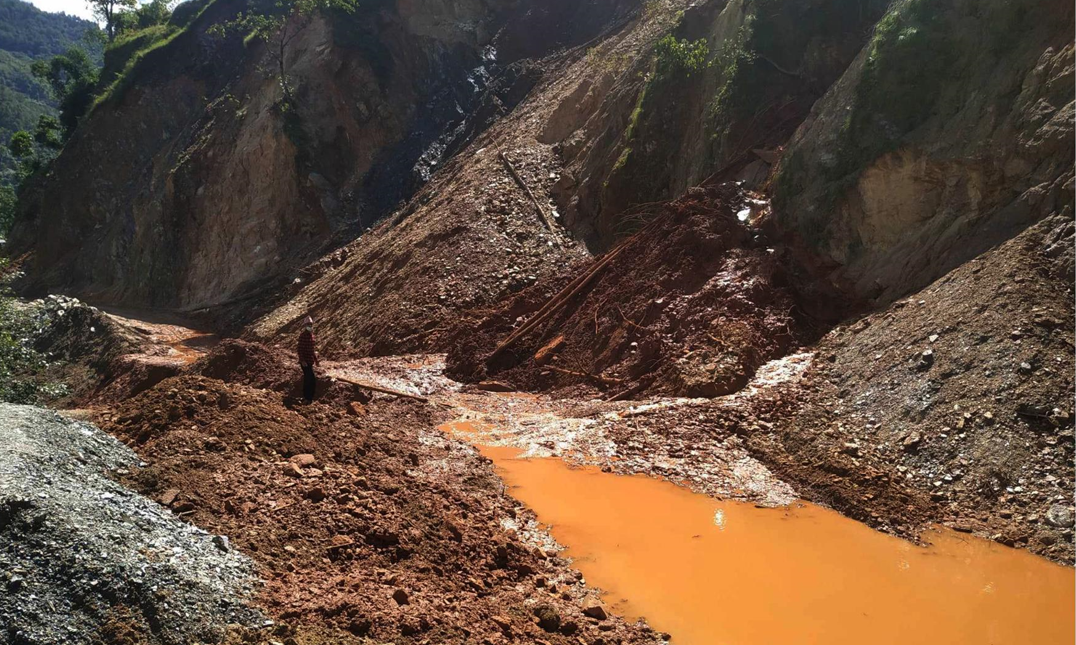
0;404;261;644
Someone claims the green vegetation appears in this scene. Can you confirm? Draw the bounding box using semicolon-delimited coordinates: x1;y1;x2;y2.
0;0;101;58
624;82;647;142
32;46;99;133
841;0;952;154
652;34;710;82
618;32;710;148
89;0;139;41
0;183;14;234
777;0;955;216
0;0;102;182
91;0;194;109
707;24;756;133
213;0;359;106
771;0;962;245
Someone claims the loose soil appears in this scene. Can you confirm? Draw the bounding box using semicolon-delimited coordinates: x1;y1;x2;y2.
446;184;817;398
100;374;665;645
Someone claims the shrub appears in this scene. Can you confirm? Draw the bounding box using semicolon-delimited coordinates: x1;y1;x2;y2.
653;34;710;81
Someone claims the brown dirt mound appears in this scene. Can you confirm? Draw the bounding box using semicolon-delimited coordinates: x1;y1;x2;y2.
447;184;816;397
103;375;662;644
186;339;372;407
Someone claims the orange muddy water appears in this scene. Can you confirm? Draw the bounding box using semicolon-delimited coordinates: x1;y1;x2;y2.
444;424;1075;645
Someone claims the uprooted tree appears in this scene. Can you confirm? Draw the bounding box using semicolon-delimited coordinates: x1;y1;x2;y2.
212;0;359;106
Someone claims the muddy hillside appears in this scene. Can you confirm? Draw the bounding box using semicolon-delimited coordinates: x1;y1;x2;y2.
1;0;1073;643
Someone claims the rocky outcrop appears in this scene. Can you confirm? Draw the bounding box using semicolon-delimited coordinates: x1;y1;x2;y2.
8;0;537;310
543;0;888;248
772;0;1075;303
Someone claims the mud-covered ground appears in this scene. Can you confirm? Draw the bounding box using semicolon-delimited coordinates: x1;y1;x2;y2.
7;214;1072;644
5;187;1071;645
445;184;813;398
95;364;666;645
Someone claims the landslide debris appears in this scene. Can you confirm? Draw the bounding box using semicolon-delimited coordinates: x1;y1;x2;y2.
0;404;259;645
743;214;1076;562
102;375;663;645
447;184;814;398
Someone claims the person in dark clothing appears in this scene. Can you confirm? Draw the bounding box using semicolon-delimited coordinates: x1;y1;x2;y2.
297;315;319;403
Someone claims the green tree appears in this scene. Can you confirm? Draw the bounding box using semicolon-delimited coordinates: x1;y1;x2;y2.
31;46;98;133
214;0;359;105
88;0;138;41
7;129;31;158
33;114;61;149
0;183;14;235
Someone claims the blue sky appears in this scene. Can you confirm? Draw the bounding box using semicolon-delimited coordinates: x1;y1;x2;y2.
27;0;96;21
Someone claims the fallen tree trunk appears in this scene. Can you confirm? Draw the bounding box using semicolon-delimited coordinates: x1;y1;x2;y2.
501;151;560;240
487;211;670;363
332;376;429;403
543;365;624;385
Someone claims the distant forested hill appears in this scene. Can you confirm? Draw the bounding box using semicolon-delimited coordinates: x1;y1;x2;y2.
0;0;98;57
0;0;101;181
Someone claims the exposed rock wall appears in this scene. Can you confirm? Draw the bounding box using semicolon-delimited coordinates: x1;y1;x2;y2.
543;0;888;248
9;0;521;310
772;0;1075;303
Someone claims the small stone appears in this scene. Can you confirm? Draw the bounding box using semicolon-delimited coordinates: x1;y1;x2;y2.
392;588;409;605
7;575;24;591
347;617;372;636
305;487;326;502
213;535;230;552
291;454;317;468
1018;362;1033;375
583;602;608;620
492;615;512;631
283;463;304;478
902;432;922;450
347;401;367;416
534;604;560;632
841;442;860;457
1046;505;1074;528
159;488;181;506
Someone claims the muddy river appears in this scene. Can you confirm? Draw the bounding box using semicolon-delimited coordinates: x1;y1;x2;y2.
445;423;1074;645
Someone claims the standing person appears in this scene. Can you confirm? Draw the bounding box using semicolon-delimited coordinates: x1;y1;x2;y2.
297;315;319;404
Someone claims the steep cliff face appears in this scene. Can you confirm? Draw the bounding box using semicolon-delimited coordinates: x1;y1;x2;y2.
772;0;1075;303
9;0;550;310
8;0;1072;345
548;0;890;248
